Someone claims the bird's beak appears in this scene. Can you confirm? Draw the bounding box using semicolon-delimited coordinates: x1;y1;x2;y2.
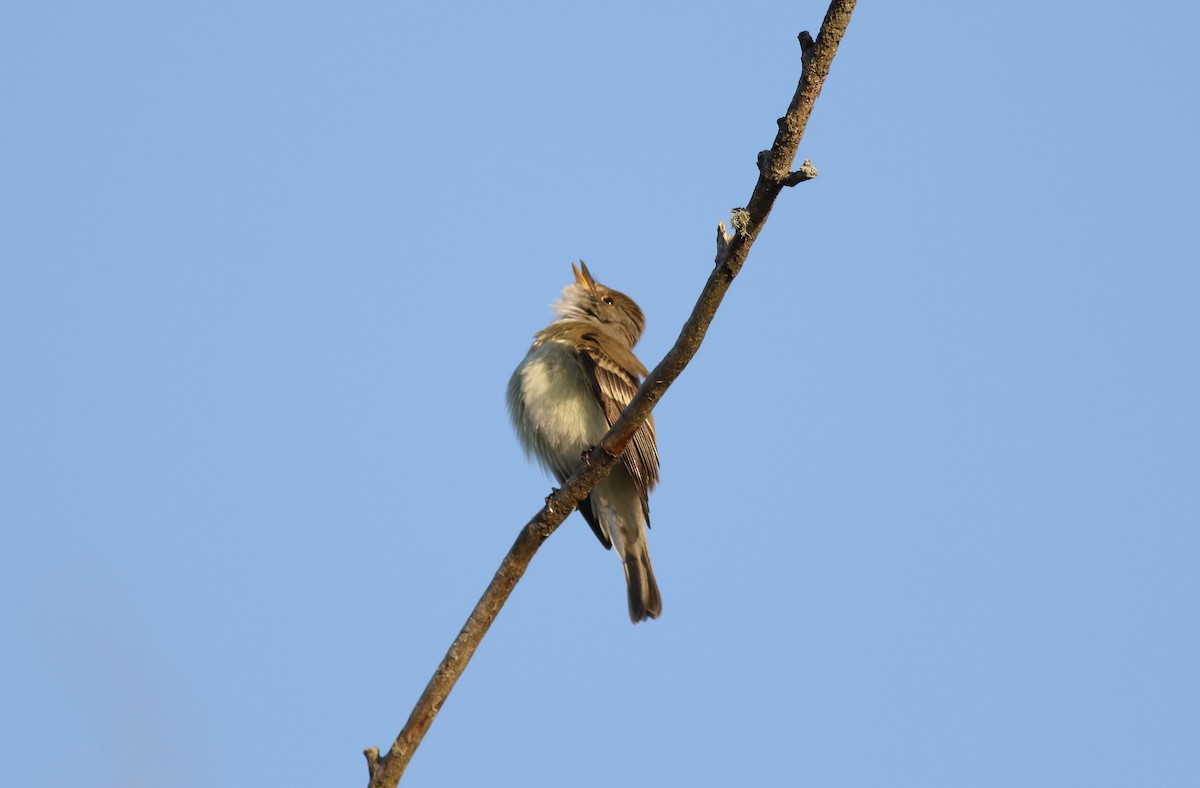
573;260;597;293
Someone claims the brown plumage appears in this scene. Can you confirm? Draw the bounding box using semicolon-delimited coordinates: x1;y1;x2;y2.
507;262;662;622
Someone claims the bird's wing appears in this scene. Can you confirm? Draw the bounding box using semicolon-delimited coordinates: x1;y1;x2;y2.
577;334;660;524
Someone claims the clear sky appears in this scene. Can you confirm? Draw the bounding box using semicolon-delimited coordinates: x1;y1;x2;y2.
3;2;1198;786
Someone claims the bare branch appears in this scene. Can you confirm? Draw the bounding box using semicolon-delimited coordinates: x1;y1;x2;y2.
365;3;857;785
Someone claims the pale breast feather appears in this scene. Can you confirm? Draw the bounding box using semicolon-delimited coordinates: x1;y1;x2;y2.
509;340;609;482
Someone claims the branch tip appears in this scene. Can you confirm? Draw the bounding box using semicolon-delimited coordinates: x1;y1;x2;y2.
781;160;819;186
715;221;733;266
364;748;382;780
798;31;815;66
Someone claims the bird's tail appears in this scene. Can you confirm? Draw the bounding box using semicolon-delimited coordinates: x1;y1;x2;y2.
593;468;662;623
622;541;662;623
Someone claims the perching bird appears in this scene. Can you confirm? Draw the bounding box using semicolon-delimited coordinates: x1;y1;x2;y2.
507;262;662;622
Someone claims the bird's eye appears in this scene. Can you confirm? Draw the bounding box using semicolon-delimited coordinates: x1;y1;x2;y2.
604;297;614;305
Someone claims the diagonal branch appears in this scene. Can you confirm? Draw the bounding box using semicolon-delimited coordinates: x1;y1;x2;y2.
364;3;857;785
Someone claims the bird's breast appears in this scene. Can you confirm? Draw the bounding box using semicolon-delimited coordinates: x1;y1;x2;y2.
508;340;608;477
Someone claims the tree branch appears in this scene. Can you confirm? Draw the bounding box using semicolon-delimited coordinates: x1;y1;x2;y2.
365;3;857;784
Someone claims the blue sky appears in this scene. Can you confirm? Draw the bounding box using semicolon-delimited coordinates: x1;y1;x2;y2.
3;2;1198;786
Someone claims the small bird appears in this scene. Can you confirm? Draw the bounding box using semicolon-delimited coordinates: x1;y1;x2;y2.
507;262;662;622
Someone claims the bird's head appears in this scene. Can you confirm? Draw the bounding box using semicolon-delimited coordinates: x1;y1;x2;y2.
553;261;646;348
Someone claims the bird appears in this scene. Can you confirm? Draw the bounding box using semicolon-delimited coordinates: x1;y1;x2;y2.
507;262;662;622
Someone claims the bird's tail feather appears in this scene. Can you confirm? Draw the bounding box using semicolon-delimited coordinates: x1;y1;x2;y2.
623;543;662;623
